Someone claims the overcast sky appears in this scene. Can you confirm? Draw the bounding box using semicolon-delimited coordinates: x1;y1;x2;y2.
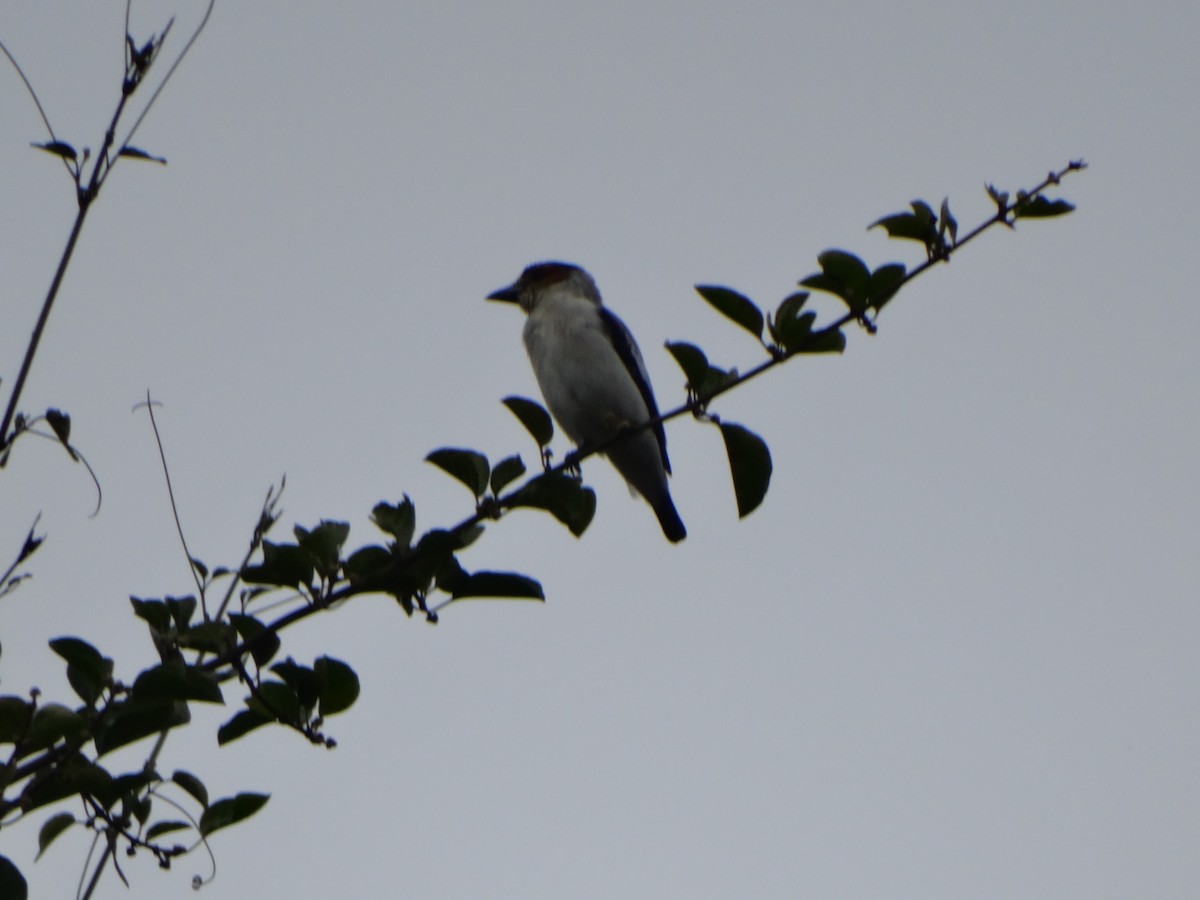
2;2;1197;898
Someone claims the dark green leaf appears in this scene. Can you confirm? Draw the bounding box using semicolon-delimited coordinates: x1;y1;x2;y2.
17;520;43;564
793;326;846;355
502;395;554;447
146;820;190;840
36;813;75;860
270;661;319;710
49;637;112;706
94;698;190;756
426;448;490;498
118;146;167;164
695;285;764;339
294;520;350;579
314;656;360;717
49;637;105;671
817;250;870;298
172;770;208;807
508;472;596;537
229;614;280;667
720;422;773;518
23;753;112;812
24;703;85;750
44;409;71;445
867;263;907;312
189;557;209;580
490;454;526;495
343;545;392;583
199;792;269;837
768;293;813;351
801;251;871;312
177;620;237;655
166;595;196;631
241;541;314;588
1013;195;1075;218
664;341;710;389
31;140;76;160
0;855;27;900
0;695;32;744
217;709;271;745
871;200;938;243
249;681;302;724
939;197;958;245
450;571;544;602
371;498;416;549
130;597;171;634
132;662;224;704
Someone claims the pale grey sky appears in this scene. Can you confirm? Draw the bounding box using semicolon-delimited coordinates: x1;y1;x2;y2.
2;2;1197;898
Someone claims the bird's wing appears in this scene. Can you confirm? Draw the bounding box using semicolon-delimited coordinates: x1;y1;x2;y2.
598;306;672;475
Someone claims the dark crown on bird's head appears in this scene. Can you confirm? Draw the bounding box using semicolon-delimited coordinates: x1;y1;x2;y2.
488;261;601;311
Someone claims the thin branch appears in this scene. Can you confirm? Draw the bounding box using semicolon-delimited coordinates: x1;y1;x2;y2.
0;37;60;142
119;0;216;152
135;393;205;604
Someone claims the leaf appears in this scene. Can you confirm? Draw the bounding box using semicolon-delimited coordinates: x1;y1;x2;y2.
801;251;871;312
490;454;526;495
248;681;302;724
939;197;958;245
177;620;237;655
342;545;392;583
0;855;27;900
720;422;773;518
23;753;112;812
371;497;416;548
663;342;735;397
198;792;269;837
817;250;870;297
695;285;764;339
36;813;75;860
217;709;271;745
172;770;209;807
294;520;350;578
664;341;710;388
767;292;812;351
793;326;846;355
31;140;76;161
44;409;71;446
166;595;197;631
118;145;167;164
508;472;596;537
270;661;320;710
502;396;554;447
450;571;544;602
146;820;191;840
49;637;112;706
241;541;314;588
867;263;907;312
132;662;224;704
229;613;280;667
130;597;171;635
93;698;190;756
0;696;32;744
314;656;360;717
426;448;490;498
24;703;85;750
1013;195;1075;218
871;199;938;243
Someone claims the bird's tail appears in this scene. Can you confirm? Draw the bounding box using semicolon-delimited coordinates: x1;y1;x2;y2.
653;495;687;543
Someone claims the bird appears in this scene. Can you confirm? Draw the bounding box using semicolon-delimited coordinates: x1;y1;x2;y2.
487;262;686;543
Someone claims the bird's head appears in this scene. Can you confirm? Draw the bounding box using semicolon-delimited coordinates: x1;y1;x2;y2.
487;261;601;314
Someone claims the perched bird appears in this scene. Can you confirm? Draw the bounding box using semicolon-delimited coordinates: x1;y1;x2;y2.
487;262;686;543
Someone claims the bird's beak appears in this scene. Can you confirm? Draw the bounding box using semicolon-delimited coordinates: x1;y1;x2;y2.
486;283;520;304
